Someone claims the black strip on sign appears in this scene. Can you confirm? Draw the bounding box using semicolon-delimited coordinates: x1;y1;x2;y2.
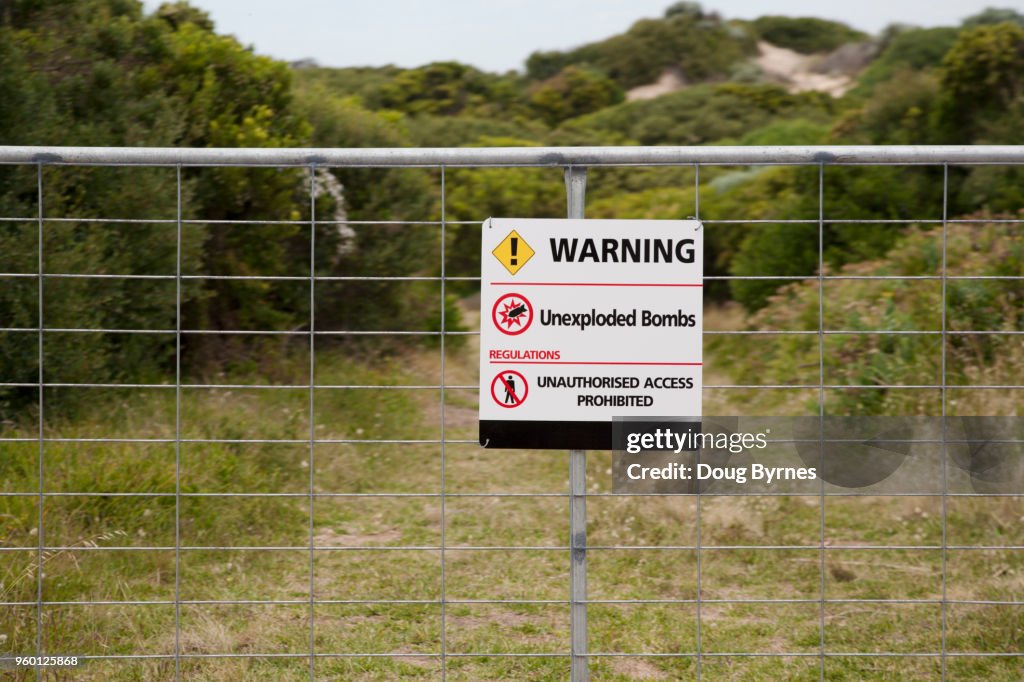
480;420;612;450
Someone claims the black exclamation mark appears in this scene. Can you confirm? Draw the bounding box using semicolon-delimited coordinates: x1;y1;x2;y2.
510;237;519;266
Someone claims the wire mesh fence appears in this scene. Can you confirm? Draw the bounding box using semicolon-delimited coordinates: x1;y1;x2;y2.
0;146;1022;680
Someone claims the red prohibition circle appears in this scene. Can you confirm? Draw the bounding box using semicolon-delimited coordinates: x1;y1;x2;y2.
490;370;528;408
491;293;534;336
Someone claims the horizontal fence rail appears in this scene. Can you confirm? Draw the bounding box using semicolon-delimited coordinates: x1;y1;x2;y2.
0;144;1023;166
0;146;1021;681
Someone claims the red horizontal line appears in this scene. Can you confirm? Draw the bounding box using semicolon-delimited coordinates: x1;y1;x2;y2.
488;361;703;366
490;282;703;287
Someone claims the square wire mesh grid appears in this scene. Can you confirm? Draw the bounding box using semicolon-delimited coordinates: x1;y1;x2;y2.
0;151;1021;681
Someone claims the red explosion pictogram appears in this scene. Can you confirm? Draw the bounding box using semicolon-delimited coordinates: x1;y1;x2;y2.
491;293;533;336
499;299;528;329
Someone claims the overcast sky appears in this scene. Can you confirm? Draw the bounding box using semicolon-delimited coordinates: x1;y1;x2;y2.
141;0;1024;73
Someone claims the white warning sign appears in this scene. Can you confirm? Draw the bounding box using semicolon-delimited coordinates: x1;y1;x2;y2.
479;218;703;449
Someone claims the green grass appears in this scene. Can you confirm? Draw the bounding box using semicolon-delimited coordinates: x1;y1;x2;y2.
1;329;1022;680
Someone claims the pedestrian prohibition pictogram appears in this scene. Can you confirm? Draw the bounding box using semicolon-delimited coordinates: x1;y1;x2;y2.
490;370;528;408
491;230;535;276
492;293;533;335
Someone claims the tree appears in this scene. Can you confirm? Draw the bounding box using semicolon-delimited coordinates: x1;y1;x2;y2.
852;27;959;96
0;0;322;407
529;66;623;126
752;16;868;54
374;62;526;118
962;7;1024;28
525;10;753;89
665;2;703;19
940;21;1024;138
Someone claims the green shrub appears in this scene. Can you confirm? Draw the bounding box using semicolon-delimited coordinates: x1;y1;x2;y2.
853;27;959;95
715;219;1023;415
737;119;829;145
563;82;835;145
525;11;754;89
752;16;868;53
962;7;1024;28
939;22;1024;139
529;66;623;127
0;1;451;417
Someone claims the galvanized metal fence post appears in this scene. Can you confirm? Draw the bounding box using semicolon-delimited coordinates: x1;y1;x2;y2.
565;166;588;682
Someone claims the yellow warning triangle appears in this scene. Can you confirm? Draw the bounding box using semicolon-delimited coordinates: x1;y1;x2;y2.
492;230;535;276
